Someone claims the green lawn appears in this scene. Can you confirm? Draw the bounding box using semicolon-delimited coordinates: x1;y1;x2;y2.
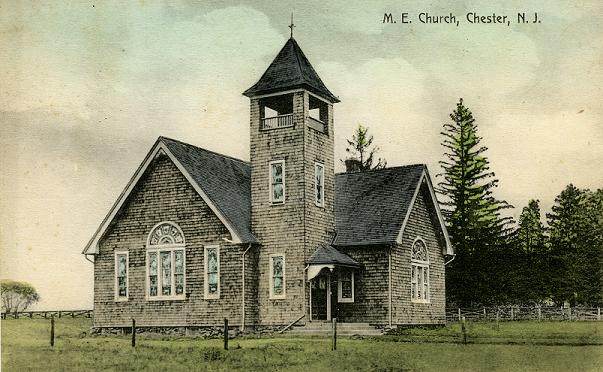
2;318;602;371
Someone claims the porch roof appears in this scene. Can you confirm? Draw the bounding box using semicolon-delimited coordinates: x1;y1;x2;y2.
307;245;360;268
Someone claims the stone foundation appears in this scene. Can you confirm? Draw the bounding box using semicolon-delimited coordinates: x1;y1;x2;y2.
90;324;287;338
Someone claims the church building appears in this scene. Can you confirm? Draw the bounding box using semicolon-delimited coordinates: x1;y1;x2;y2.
82;35;454;333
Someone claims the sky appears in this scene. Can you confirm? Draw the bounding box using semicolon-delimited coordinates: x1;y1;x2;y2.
1;0;601;310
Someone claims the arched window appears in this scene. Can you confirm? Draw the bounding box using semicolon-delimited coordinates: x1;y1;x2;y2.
411;238;430;303
146;222;185;300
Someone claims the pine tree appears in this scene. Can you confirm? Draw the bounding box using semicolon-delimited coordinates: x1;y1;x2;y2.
343;124;386;172
548;185;603;306
514;199;549;303
437;98;513;306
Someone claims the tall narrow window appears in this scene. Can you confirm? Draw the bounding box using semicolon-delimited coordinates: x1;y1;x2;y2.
204;245;220;299
270;254;286;299
115;251;129;301
315;163;324;207
146;222;186;300
269;160;285;203
338;271;354;303
411;238;430;303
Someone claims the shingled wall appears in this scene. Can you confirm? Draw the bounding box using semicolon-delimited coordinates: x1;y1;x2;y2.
391;182;447;325
94;154;257;328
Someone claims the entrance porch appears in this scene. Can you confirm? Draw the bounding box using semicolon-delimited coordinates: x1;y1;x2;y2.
307;245;360;322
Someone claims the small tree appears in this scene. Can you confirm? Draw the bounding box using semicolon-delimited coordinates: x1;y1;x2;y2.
343;124;386;172
1;280;40;314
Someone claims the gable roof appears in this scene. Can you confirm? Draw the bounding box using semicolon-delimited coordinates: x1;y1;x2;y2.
82;137;257;255
334;165;424;246
83;138;452;256
307;245;361;268
334;165;453;255
160;137;257;244
243;38;340;103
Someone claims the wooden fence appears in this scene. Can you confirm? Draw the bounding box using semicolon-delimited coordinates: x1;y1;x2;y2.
446;306;602;322
1;309;92;319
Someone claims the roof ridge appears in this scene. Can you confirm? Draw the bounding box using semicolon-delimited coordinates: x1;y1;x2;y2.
159;136;250;165
335;164;425;176
290;38;304;85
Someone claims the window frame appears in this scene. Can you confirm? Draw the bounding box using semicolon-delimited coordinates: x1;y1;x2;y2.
145;221;186;301
204;245;220;299
114;251;129;302
314;162;325;207
268;160;286;204
269;254;286;299
337;271;354;303
410;237;430;304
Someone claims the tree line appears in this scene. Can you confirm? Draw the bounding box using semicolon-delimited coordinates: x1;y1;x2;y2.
345;99;603;307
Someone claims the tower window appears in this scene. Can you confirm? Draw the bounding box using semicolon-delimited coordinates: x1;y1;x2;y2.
270;254;286;299
315;162;324;207
269;160;285;203
260;94;293;130
308;95;328;133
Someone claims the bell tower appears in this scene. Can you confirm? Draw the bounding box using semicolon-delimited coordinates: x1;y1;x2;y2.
243;35;339;325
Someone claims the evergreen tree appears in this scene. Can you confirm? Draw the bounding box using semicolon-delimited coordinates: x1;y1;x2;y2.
437;98;513;306
343;124;386;172
548;185;603;306
547;184;584;306
513;199;549;303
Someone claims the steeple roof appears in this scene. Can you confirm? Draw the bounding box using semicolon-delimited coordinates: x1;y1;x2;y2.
243;38;339;103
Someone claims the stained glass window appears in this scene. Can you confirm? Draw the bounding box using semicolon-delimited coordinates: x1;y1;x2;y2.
339;271;354;302
175;250;184;295
205;246;219;297
149;252;158;296
315;163;324;206
271;255;285;297
411;239;429;302
115;253;128;299
161;251;171;296
147;222;185;299
270;161;285;203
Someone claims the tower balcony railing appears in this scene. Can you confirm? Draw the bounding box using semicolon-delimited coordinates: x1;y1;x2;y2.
261;114;294;130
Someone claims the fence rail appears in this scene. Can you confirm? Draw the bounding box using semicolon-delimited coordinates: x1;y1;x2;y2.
1;309;92;319
446;306;602;322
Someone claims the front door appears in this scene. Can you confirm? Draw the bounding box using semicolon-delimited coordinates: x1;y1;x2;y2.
311;272;339;321
311;274;328;320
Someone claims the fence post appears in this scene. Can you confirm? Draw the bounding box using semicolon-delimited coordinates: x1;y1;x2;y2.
538;306;542;321
458;308;461;322
510;307;514;321
598;308;601;321
50;316;55;347
483;307;486;319
496;308;500;330
332;318;337;351
131;319;136;347
461;316;467;344
223;318;229;350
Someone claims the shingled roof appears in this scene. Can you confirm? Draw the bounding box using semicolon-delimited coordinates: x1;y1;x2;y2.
243;38;340;103
307;245;361;267
333;165;426;246
160;137;258;244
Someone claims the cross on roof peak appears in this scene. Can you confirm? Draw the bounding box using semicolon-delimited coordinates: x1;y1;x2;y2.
288;13;295;38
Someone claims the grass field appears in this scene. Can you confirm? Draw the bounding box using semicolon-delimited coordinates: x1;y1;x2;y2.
2;318;602;371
